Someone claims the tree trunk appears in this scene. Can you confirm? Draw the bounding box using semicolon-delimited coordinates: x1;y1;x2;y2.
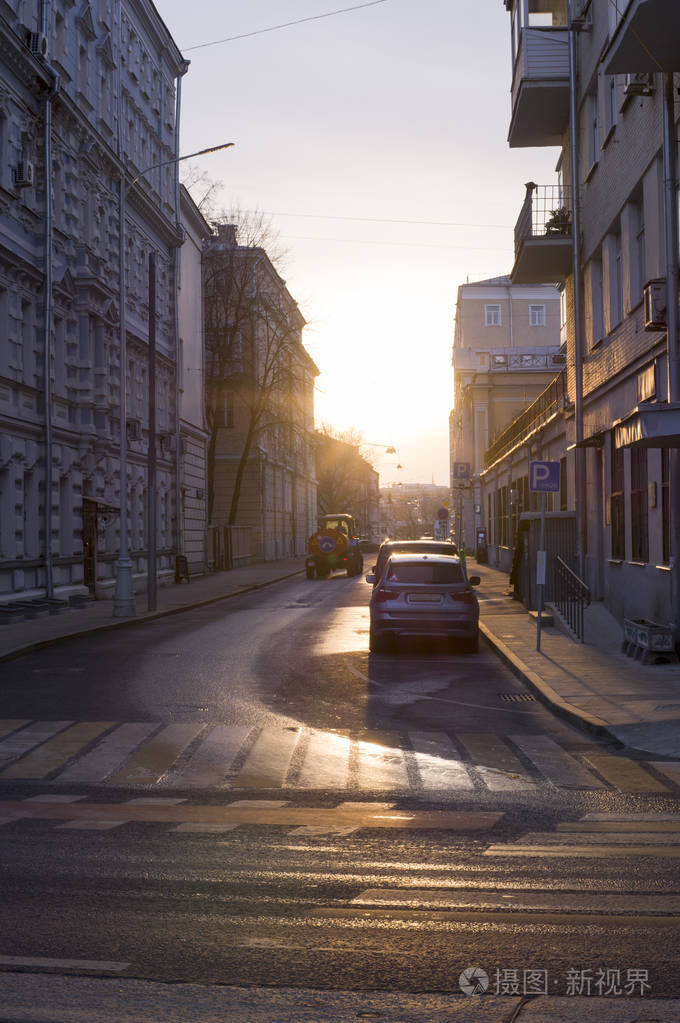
228;418;257;527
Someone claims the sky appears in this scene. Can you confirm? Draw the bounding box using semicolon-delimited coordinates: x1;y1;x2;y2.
158;0;559;485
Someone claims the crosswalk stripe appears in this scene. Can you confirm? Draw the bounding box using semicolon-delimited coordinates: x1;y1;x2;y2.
0;720;30;741
409;731;474;791
0;722;114;780
457;732;535;790
485;843;680;858
582;753;670;792
107;723;205;786
233;727;301;789
57;722;160;784
648;761;680;787
357;731;409;790
510;734;604;788
350;888;680;913
295;730;351;790
0;721;74;772
162;725;251;788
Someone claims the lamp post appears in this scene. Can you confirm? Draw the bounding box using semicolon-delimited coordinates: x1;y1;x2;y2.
113;142;235;617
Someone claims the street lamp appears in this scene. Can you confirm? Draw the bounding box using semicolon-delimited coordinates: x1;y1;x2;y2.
113;141;235;617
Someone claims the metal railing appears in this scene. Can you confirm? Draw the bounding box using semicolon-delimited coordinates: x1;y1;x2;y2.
514;184;572;253
484;372;566;467
554;555;590;642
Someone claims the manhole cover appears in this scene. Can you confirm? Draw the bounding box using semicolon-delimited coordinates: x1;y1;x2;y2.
498;692;536;702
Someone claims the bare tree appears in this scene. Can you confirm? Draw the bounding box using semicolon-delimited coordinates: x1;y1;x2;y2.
315;426;370;517
203;215;306;527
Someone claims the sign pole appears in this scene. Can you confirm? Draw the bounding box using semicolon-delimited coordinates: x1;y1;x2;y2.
537;492;546;652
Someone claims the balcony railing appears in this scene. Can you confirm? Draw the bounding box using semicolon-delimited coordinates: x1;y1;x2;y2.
490;350;566;372
512;184;573;284
484;371;566;468
509;26;570;147
515;184;572;250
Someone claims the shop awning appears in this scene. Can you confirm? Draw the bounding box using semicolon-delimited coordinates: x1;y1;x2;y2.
613;403;680;449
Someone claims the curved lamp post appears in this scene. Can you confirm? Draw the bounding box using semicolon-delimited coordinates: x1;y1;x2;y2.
113;142;235;617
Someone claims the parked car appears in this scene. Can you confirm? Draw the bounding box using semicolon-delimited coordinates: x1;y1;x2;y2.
367;538;459;587
358;538;381;553
366;552;480;654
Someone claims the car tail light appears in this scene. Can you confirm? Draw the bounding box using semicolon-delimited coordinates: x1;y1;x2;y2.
451;590;474;604
375;587;399;603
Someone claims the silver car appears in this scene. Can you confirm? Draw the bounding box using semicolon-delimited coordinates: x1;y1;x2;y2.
366;552;480;654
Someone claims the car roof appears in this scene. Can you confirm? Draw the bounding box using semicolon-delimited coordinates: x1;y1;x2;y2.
385;552;462;565
379;539;455;549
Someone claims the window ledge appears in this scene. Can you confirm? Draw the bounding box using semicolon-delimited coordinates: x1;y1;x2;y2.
602;124;616;149
627;561;647;567
584;159;599;183
655;564;671;573
608;558;624;566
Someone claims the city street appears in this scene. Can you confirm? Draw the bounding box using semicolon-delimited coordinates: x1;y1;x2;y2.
1;572;680;1018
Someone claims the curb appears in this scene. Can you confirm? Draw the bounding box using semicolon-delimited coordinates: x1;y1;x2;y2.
479;620;616;742
0;568;305;665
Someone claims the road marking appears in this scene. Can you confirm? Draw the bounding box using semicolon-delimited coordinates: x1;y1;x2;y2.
350;888;680;913
648;761;680;786
582;753;670;792
233;727;301;789
0;720;30;741
457;732;535;790
295;730;351;790
162;724;251;788
125;797;187;805
173;823;240;833
25;794;86;803
108;723;205;786
1;722;113;779
0;955;130;973
409;731;474;791
357;731;409;790
510;734;604;788
0;798;503;832
56;722;160;784
558;820;680;833
0;721;73;769
56;820;129;830
485;843;680;857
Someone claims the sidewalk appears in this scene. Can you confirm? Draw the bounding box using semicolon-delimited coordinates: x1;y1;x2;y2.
475;560;680;758
2;557;680;757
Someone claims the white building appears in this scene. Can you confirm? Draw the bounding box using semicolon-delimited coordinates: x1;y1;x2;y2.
0;0;186;602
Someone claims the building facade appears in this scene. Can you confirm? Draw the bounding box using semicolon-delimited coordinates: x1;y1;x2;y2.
451;276;562;555
205;225;318;562
0;0;186;601
177;184;211;576
497;0;680;631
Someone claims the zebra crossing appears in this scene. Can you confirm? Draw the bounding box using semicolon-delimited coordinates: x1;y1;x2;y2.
0;718;678;794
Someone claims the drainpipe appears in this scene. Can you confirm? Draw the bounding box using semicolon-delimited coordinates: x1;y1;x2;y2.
41;55;61;599
662;72;680;646
172;63;190;564
568;0;585;579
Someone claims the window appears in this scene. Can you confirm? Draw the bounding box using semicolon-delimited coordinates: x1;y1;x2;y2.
662;448;669;564
630;447;648;562
590;256;604;346
611;231;623;327
529;304;545;327
587;89;600;171
485;304;501;327
610;443;625;559
386;562;464;584
604;76;617;138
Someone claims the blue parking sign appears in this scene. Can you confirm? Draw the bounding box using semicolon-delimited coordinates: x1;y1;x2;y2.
529;460;560;493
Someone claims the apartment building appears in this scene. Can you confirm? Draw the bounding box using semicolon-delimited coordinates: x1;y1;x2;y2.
0;0;186;603
497;0;680;631
451;276;562;557
204;225;318;562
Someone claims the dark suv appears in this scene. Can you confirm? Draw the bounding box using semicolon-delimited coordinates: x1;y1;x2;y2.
367;539;459;587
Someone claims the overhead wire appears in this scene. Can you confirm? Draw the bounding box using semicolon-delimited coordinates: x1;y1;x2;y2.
184;0;391;53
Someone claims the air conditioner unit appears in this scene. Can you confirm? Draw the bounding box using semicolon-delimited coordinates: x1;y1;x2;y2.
12;161;34;188
624;73;654;98
551;352;567;366
28;31;48;57
644;278;667;331
126;418;142;442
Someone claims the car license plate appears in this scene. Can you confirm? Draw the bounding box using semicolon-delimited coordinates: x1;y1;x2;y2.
407;593;442;603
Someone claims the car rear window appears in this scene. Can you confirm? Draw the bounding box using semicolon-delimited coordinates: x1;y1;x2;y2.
385;562;465;584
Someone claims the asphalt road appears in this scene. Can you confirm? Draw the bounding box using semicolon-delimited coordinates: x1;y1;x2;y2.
1;572;680;1018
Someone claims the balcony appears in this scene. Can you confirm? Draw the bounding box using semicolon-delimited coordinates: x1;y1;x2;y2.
484;372;566;469
511;184;572;285
509;26;570;147
605;0;680;75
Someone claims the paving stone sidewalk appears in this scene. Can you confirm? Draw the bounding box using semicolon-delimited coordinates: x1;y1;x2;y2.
475;560;680;757
3;556;680;757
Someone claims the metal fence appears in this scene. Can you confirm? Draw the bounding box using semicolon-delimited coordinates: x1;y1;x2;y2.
484;372;566;468
514;184;572;252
